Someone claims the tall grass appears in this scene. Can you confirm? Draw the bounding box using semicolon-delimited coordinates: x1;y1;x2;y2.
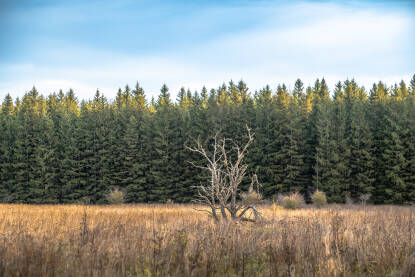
0;204;414;276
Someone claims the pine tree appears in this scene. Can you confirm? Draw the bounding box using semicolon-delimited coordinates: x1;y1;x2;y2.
0;78;413;204
36;116;57;203
377;98;406;204
293;79;304;100
402;94;415;203
252;86;275;197
312;97;334;200
12;87;49;203
327;81;351;202
409;74;415;95
124;85;131;107
60;113;80;203
348;98;374;199
268;84;292;194
284;95;306;193
0;110;18;201
123;115;148;202
116;88;124;111
368;83;406;203
399;80;410;99
148;85;174;202
318;78;330;99
2;94;14;115
64;104;90;202
177;87;186;105
132;82;146;108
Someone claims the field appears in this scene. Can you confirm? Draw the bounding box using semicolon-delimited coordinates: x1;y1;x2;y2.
0;204;414;277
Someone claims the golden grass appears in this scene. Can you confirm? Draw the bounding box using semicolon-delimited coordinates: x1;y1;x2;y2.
0;204;414;276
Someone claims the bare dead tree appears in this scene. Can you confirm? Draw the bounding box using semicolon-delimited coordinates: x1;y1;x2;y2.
186;126;263;222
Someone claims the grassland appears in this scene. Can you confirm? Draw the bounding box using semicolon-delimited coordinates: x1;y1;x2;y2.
0;204;414;276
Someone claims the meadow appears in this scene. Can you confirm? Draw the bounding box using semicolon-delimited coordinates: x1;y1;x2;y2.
0;204;414;277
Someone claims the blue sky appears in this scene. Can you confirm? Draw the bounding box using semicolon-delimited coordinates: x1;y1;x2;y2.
1;0;414;100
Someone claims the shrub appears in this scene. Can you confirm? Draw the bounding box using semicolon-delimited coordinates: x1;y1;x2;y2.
282;192;304;210
106;187;124;204
311;190;327;208
241;189;263;205
241;175;263;205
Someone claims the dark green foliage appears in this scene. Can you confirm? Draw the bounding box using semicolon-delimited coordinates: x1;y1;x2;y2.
0;76;414;204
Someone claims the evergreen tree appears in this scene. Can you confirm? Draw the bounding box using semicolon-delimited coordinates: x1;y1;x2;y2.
267;84;293;194
348;99;374;199
2;94;15;115
252;86;275;197
132;82;146;108
148;85;175;202
324;82;350;202
312;97;334;199
123;115;149;202
376;98;406;204
409;74;415;95
402;95;415;203
293;79;304;100
284;94;306;193
0;77;414;204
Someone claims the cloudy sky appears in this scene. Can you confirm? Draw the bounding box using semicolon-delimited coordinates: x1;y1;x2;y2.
1;0;414;100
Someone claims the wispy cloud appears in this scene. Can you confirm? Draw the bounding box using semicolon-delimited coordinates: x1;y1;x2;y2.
0;0;414;100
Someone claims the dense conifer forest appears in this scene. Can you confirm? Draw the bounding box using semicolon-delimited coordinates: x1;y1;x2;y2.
1;76;415;204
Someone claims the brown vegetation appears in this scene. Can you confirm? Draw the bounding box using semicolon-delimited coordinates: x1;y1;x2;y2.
0;204;414;276
281;192;305;210
311;190;327;208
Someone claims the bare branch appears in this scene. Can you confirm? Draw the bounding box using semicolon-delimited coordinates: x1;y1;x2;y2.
187;126;262;223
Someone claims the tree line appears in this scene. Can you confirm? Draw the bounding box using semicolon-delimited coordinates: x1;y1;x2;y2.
1;76;415;204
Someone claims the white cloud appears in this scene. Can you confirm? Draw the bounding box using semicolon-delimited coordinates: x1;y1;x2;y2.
1;1;413;100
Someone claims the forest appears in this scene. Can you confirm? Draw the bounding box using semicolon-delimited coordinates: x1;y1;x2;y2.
1;76;415;204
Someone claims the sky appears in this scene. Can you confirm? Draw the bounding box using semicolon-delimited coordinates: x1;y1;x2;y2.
0;0;414;100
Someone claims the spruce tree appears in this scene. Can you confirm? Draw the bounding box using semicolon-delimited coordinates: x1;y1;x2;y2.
148;84;174;202
402;94;415;203
409;74;415;95
123;115;148;202
312;97;334;200
268;84;292;194
348;99;374;199
284;95;306;193
252;86;275;197
0;77;414;204
2;94;14;115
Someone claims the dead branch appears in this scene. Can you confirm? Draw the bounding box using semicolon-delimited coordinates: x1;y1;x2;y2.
187;126;263;223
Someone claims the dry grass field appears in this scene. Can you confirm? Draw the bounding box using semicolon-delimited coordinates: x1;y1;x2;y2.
0;204;414;277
